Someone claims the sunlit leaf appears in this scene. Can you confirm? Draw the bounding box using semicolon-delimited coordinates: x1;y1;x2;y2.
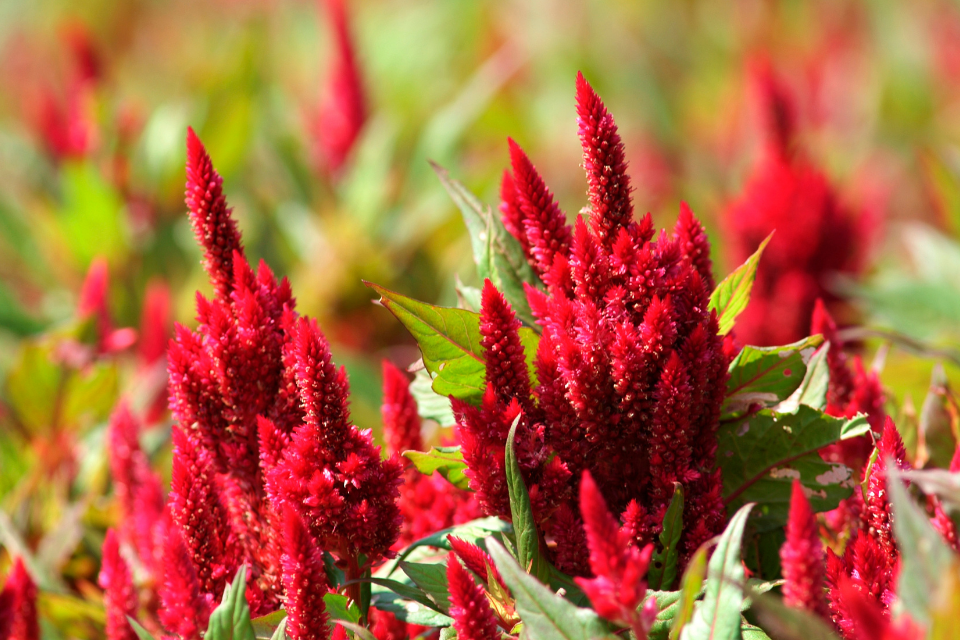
404;446;470;490
708;233;772;335
723;335;823;417
649;483;684;591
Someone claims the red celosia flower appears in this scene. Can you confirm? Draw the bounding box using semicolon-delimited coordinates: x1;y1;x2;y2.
99;529;139;640
106;402;166;579
138;280;172;367
446;553;501;640
167;129;403;621
465;73;728;573
158;525;214;640
780;480;829;620
834;576;924;640
381;360;423;456
313;0;366;175
0;558;39;640
574;471;656;639
724;64;871;346
280;505;330;640
448;536;507;592
862;418;909;560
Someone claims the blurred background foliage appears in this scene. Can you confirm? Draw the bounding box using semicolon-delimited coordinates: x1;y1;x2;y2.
2;0;960;634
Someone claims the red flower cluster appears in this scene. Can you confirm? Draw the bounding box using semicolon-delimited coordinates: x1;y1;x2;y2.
155;128;401;634
458;73;729;576
0;558;38;640
724;63;872;346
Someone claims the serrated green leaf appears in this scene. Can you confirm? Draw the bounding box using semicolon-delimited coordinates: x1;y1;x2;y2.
432;162;542;329
718;407;869;530
206;566;256;640
367;283;539;405
489;540;617;640
723;335;824;416
404;446;470;490
709;233;772;335
410;368;456;427
889;466;958;626
669;545;707;640
649;484;684;591
400;561;451;613
505;415;550;583
681;504;754;640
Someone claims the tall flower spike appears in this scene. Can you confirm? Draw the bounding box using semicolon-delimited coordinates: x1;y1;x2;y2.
576;71;633;247
448;536;507;592
674;202;715;291
0;558;39;640
381;360;422;455
159;525;213;640
499;169;531;258
315;0;366;174
185;127;244;299
780;480;829;620
280;505;330;640
446;553;501;640
834;576;924;640
863;417;909;560
506;138;572;277
575;471;656;638
99;529;139;640
479;279;532;407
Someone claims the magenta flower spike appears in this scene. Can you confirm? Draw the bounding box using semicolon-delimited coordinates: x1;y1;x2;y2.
381;360;423;456
0;558;39;640
280;506;330;640
446;553;501;640
834;576;924;640
448;536;507;592
780;481;830;619
575;71;633;247
158;525;213;640
863;418;909;560
99;530;139;640
575;471;655;639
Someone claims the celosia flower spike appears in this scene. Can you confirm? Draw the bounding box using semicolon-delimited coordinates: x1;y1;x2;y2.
863;417;909;560
499;170;531;258
315;0;367;174
834;576;924;640
99;529;139;640
158;526;213;640
576;71;633;246
506;138;572;276
381;360;422;455
185;127;244;299
0;558;39;640
673;202;715;291
479;279;532;408
575;471;656;638
280;505;330;640
780;480;829;620
446;553;501;640
751;58;798;156
448;536;507;592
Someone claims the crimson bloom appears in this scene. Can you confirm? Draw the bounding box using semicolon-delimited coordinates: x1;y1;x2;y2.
446;553;501;640
780;480;829;620
0;558;38;640
99;529;139;640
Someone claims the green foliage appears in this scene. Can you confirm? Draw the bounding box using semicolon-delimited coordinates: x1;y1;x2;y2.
680;504;753;640
206;566;257;640
722;336;824;417
648;483;684;591
505;414;551;583
404;446;470;489
718;406;869;530
709;234;772;336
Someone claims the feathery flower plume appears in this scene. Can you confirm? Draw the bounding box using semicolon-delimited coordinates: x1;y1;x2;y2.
446;553;501;640
574;471;656;639
834;576;924;640
280;505;330;640
0;558;39;640
314;0;366;175
158;526;213;640
862;418;909;560
780;480;829;619
381;360;422;456
724;63;871;346
106;402;165;578
477;74;728;574
448;536;506;592
99;529;139;640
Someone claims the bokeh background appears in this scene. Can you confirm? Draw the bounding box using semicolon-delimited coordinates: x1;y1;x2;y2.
3;0;960;634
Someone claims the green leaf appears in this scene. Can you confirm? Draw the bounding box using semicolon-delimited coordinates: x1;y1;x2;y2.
776;343;831;413
410;368;456;427
268;619;288;640
324;593;361;623
647;590;681;640
369;577;455;628
400;561;452;613
708;233;772;335
367;283;539;405
649;483;684;591
365;577;450;616
432;162;543;328
739;624;772;640
127;617;158;640
669;545;706;640
505;414;550;582
718;406;869;530
205;566;256;640
488;540;617;640
745;589;841;640
251;611;287;640
335;620;380;640
404;446;470;490
681;504;754;640
382;517;512;576
889;466;958;627
58;160;128;267
722;335;824;416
